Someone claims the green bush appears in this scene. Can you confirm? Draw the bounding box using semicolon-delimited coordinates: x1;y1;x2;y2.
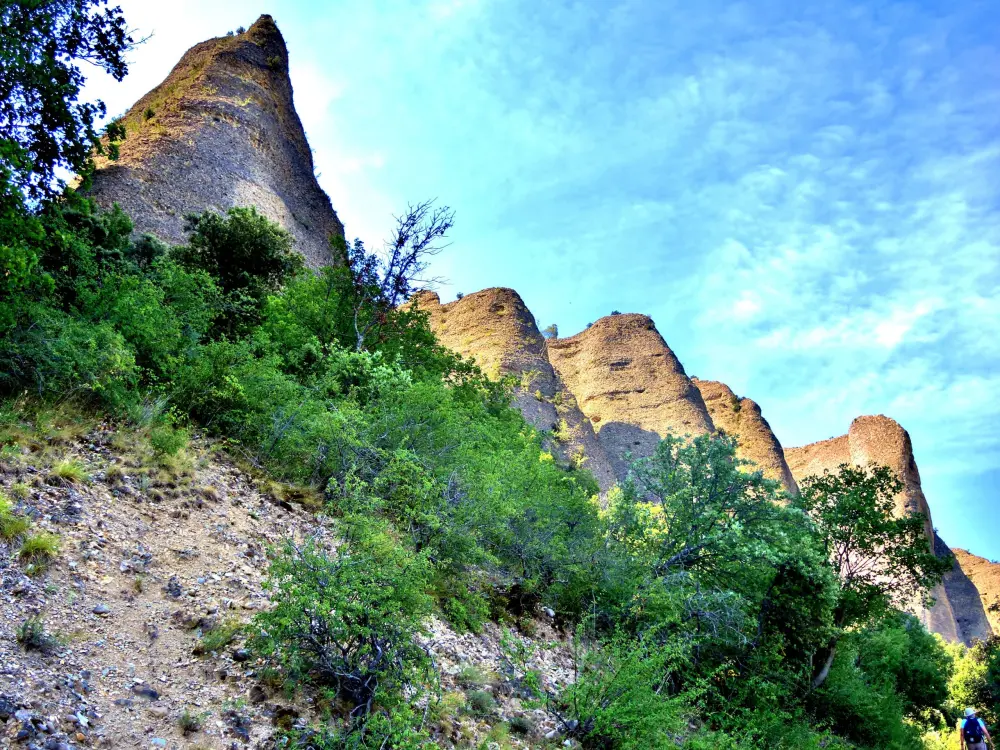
505;625;692;750
149;424;188;457
465;689;496;717
250;531;432;715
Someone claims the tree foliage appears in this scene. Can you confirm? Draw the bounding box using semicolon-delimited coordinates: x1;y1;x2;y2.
0;0;133;201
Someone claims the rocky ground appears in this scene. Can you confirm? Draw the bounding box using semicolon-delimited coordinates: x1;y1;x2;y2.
0;418;575;749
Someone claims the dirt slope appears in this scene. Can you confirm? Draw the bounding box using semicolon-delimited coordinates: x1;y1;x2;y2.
87;15;343;268
547;314;714;480
0;423;574;748
412;289;617;492
692;379;798;494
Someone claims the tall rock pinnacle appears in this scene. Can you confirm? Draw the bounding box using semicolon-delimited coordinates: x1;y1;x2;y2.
88;15;343;267
785;416;993;645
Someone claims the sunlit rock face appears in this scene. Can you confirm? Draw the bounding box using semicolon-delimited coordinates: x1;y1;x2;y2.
692;379;798;494
413;289;617;493
546;314;714;480
88;15;343;268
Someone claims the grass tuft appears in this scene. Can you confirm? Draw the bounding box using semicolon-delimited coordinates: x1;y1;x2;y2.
195;619;242;655
19;532;60;574
0;495;31;540
50;458;89;484
16;616;60;653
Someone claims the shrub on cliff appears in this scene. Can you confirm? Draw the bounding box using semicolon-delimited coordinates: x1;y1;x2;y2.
250;532;433;740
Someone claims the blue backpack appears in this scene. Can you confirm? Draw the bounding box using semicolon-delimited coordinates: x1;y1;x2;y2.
964;717;985;743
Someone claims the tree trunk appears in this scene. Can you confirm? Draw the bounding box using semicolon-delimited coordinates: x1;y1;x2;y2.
811;644;837;690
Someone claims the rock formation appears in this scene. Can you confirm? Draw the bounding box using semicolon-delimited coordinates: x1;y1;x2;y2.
412;289;617;492
935;536;995;644
785;416;934;538
692;379;798;494
88;15;343;268
950;547;1000;636
547;314;714;478
785;416;992;645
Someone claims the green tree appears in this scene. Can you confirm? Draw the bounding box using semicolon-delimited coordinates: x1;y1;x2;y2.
0;0;133;200
947;636;1000;727
795;464;951;688
174;207;303;335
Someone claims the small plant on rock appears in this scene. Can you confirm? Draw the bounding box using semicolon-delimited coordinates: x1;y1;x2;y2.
178;708;205;735
16;616;60;653
19;532;60;574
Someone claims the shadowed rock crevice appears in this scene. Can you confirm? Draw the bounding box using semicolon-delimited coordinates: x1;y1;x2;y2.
950;546;1000;636
935;534;993;644
88;15;343;268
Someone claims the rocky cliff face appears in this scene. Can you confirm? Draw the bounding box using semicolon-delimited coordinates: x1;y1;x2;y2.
950;547;1000;636
546;314;714;479
785;417;992;646
692;379;798;494
88;15;343;268
412;290;617;492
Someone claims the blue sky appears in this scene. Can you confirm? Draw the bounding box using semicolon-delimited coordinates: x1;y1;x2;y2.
83;0;1000;558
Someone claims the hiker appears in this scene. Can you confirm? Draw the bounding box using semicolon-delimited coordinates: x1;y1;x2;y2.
961;708;994;750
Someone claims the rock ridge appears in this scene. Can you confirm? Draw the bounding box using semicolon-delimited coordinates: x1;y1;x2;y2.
546;314;714;479
88;15;343;268
412;289;618;492
785;416;992;646
692;379;798;494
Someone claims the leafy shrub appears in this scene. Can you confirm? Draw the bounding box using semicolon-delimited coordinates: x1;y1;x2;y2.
250;531;432;716
508;715;534;735
504;625;691;750
149;424;188;457
465;688;496;717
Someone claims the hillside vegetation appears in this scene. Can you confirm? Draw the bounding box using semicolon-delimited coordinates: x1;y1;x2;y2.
1;2;998;748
